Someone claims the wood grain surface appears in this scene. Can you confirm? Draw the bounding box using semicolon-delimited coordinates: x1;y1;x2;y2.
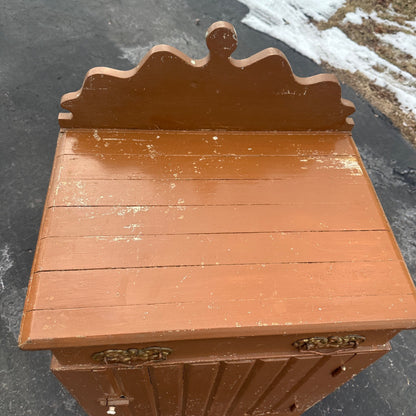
19;129;416;349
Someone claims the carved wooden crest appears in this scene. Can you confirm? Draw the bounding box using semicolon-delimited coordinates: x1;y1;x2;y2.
59;21;354;131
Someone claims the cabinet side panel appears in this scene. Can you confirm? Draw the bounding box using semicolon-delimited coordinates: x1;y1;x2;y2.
252;356;322;414
283;347;391;413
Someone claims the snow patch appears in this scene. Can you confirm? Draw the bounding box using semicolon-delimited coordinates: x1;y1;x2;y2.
377;32;416;60
237;0;416;116
341;7;416;37
274;0;346;22
405;20;416;31
343;9;368;25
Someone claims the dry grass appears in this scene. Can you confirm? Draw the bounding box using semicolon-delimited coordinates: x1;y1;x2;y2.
316;0;416;145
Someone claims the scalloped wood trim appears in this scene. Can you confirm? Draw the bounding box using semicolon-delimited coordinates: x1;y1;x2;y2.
59;21;354;131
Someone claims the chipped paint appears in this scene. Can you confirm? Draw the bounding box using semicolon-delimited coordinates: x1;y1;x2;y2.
123;224;142;230
116;206;150;216
316;156;363;175
53;165;64;206
112;236;142;242
335;156;363;175
180;275;189;283
145;143;159;159
93;129;101;141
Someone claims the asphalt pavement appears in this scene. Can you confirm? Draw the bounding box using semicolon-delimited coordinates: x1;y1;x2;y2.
1;0;415;415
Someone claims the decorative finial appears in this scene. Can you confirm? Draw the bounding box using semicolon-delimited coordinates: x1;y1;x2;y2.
205;21;238;59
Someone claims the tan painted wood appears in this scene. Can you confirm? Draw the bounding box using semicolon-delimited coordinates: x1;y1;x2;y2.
58;130;356;157
48;177;375;207
21;294;416;349
42;203;387;237
35;230;398;271
57;154;365;180
59;23;354;131
28;261;413;311
19;128;416;349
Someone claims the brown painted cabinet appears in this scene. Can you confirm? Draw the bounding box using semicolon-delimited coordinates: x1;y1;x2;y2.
52;345;389;416
19;21;416;415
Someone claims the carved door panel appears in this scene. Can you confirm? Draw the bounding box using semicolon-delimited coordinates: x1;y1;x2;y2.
52;347;388;416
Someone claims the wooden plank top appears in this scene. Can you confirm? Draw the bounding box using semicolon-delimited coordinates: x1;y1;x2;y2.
19;129;416;349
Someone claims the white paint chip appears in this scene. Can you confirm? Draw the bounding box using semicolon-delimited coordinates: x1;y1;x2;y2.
93;129;101;141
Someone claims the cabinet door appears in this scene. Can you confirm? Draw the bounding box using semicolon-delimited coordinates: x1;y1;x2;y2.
52;347;389;416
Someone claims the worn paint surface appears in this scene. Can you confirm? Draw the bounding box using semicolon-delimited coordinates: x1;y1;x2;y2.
19;129;416;350
58;22;354;131
51;346;390;416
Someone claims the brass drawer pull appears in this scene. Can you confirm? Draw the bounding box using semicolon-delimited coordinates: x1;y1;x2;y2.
293;335;366;351
92;346;172;364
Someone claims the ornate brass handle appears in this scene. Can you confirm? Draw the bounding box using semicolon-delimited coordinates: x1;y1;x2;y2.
92;346;172;364
292;335;366;351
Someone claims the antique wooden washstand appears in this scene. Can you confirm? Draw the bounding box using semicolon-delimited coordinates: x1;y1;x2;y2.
19;21;416;415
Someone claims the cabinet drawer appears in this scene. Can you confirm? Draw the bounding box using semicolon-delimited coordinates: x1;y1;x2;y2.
51;330;396;366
